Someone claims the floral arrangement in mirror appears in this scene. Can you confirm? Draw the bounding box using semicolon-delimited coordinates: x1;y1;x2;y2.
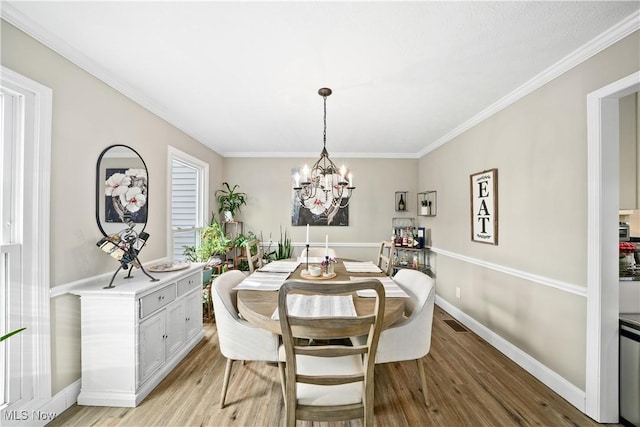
105;168;148;225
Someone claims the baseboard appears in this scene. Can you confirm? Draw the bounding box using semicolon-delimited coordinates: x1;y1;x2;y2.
0;380;82;426
435;296;586;413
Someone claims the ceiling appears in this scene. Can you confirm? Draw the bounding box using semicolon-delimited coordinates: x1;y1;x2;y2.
3;1;639;158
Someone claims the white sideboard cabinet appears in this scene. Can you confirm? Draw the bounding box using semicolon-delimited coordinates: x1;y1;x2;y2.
71;264;204;407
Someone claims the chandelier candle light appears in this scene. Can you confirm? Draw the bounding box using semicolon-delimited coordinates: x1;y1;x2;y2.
294;88;355;218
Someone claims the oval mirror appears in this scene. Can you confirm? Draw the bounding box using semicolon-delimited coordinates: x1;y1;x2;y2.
96;144;148;237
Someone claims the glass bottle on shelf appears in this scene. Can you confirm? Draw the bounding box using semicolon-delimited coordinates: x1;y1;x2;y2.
398;193;406;211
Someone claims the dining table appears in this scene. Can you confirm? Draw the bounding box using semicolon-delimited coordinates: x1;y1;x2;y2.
236;258;407;335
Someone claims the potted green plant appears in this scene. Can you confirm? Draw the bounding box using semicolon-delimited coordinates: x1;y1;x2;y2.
215;182;247;222
183;217;232;284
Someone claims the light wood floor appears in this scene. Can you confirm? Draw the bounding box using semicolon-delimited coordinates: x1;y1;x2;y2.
48;306;618;427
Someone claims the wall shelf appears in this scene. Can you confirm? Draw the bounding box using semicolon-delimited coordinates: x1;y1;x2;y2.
417;191;436;216
395;191;408;212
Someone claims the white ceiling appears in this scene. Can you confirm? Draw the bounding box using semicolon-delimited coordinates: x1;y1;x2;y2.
3;1;639;158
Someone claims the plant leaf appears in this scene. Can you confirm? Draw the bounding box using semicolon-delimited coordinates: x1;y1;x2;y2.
0;327;26;342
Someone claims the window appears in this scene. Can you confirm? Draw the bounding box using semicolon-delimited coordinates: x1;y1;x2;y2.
1;67;52;412
168;147;208;261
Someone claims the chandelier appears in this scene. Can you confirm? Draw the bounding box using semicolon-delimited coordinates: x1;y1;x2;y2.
293;88;355;218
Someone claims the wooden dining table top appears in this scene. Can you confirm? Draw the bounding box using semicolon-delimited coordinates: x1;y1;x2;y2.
236;259;407;335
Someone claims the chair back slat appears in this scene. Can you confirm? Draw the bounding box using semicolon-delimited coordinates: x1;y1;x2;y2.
376;241;395;276
244;239;264;273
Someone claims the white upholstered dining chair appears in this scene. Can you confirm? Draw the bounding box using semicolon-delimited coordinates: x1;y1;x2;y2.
211;270;280;408
278;280;385;427
300;247;337;259
353;268;435;405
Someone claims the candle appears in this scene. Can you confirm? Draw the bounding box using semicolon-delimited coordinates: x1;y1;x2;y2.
325;234;328;257
340;165;346;182
348;173;353;187
302;164;309;182
295;172;300;187
306;224;309;244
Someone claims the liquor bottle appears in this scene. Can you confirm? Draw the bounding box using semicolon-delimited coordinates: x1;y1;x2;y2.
398;193;405;211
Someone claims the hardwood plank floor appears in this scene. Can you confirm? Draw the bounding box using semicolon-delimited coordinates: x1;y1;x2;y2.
48;306;619;426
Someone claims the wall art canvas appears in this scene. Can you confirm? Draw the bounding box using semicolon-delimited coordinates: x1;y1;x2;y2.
105;168;148;224
291;168;349;226
470;168;498;245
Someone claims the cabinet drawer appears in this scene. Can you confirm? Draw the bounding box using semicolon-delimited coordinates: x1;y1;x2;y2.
177;272;201;297
139;285;176;319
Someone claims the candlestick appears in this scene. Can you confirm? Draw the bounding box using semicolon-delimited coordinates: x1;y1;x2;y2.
325;234;328;257
305;243;310;272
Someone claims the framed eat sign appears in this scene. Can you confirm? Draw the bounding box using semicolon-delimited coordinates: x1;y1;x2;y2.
470;168;498;245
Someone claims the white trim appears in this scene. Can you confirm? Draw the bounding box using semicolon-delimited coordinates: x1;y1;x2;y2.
166;146;209;261
0;3;212;152
222;151;419;159
0;379;80;426
1;66;52;410
49;257;170;298
436;297;586;412
418;10;640;157
430;247;587;298
586;71;640;422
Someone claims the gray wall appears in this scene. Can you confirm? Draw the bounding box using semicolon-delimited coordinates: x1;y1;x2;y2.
1;21;224;394
418;31;640;389
221;157;418;262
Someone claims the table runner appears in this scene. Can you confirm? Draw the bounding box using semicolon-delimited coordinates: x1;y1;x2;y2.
342;261;382;273
351;276;410;298
233;272;290;291
271;294;357;320
258;260;301;273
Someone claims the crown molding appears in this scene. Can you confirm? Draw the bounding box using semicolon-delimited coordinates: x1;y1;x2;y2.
221;151;419;159
3;3;638;160
417;9;640;158
1;2;218;152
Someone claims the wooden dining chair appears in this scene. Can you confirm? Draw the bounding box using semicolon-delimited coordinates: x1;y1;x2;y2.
244;238;264;273
277;280;385;427
376;240;395;276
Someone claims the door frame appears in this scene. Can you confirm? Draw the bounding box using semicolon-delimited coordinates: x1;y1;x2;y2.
586;71;639;421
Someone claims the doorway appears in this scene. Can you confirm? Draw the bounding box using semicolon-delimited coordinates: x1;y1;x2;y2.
586;71;639;422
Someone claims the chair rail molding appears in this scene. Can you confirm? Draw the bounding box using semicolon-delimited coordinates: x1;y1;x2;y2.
430;247;587;298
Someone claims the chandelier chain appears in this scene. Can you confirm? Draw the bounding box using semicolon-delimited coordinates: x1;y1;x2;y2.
293;88;355;223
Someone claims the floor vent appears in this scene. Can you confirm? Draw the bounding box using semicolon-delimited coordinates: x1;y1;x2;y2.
443;319;469;333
